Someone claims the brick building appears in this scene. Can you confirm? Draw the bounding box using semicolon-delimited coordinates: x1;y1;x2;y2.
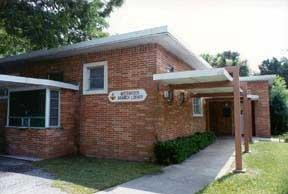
0;27;275;164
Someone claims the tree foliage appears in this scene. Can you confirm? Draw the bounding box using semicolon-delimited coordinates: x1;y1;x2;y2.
0;0;123;56
259;57;288;86
201;51;250;76
270;76;288;135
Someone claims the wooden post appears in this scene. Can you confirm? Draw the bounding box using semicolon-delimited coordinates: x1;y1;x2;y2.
231;67;243;172
243;83;250;153
248;100;253;142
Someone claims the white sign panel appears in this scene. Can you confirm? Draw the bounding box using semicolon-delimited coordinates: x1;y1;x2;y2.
108;89;147;102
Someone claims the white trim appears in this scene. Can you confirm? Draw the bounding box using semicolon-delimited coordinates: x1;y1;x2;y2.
45;89;50;128
48;90;61;128
192;98;203;117
0;74;79;90
6;90;10;126
240;75;276;85
0;26;212;70
83;61;108;95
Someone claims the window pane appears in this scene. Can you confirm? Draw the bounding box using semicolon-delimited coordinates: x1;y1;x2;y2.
89;66;104;90
49;90;59;127
193;98;202;115
30;118;45;127
9;118;21;126
9;90;46;127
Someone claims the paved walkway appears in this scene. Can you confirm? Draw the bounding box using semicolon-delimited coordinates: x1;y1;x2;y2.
98;137;235;194
0;157;65;194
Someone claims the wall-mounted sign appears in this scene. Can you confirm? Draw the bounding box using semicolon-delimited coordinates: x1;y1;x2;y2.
108;89;147;102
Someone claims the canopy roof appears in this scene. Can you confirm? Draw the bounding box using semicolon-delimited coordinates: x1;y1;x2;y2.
153;68;234;94
0;74;79;90
153;68;232;85
240;75;276;85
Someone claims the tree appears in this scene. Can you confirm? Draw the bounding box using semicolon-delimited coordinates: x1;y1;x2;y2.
259;57;288;86
0;0;124;56
269;76;288;135
201;51;250;76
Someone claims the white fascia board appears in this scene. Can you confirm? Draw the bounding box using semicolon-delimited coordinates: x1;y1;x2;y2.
240;75;276;85
0;74;79;90
165;27;212;69
0;26;168;64
153;68;232;83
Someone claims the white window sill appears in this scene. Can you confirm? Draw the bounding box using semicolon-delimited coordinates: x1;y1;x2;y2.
5;126;61;129
193;114;203;117
83;89;108;95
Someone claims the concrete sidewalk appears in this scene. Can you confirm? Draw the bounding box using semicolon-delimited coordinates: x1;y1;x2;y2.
98;137;235;194
0;157;65;194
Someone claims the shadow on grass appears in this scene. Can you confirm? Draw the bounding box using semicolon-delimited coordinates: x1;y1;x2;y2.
196;172;238;194
33;155;162;194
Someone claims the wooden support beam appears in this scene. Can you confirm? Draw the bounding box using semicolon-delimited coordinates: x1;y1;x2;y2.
248;100;253;142
242;83;250;153
231;67;244;172
190;92;234;98
170;81;233;90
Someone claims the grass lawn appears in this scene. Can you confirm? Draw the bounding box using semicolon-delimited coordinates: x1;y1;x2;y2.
198;142;288;194
33;156;162;194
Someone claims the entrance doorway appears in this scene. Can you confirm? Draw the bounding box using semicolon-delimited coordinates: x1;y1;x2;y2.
208;100;233;136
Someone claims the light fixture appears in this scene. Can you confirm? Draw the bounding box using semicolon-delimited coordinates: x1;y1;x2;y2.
163;90;173;103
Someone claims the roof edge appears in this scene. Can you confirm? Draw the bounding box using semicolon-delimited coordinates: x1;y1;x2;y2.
0;26;212;70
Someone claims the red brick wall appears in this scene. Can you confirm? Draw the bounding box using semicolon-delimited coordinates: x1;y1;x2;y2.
1;43;208;161
79;44;159;161
5;89;78;158
247;81;271;137
155;46;207;141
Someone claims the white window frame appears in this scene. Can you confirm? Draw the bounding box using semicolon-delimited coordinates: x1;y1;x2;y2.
6;87;61;129
192;98;203;117
83;61;108;95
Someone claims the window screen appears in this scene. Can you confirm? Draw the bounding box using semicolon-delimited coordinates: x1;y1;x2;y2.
49;90;59;126
89;66;104;90
9;90;46;127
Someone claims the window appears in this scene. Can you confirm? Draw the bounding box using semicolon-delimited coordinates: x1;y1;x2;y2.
192;98;203;117
83;61;108;95
0;88;8;99
7;89;60;128
9;90;46;127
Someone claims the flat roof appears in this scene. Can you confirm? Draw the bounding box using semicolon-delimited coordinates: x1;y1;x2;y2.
0;74;79;90
0;26;212;70
240;75;276;85
153;68;232;85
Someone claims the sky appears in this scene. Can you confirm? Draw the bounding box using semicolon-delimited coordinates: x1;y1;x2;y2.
107;0;288;72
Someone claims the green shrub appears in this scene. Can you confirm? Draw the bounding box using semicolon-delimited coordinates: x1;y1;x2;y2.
270;76;288;135
154;132;216;165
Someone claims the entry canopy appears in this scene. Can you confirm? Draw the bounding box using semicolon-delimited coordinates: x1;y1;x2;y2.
153;68;232;85
153;68;240;94
0;74;79;90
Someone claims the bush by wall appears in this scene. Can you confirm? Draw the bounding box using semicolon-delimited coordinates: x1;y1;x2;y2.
154;132;216;165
